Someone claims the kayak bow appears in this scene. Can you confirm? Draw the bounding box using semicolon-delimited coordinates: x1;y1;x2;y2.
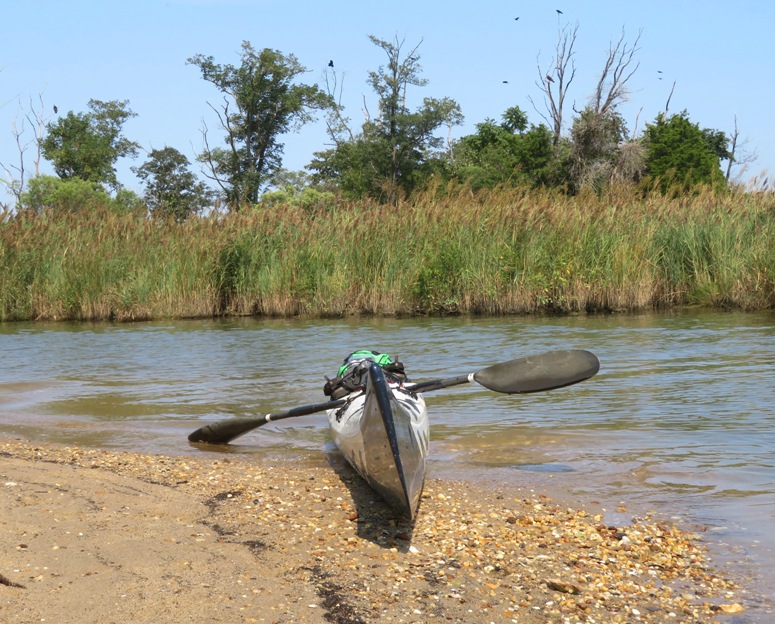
328;362;428;520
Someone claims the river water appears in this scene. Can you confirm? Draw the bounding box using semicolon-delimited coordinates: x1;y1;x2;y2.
1;310;773;618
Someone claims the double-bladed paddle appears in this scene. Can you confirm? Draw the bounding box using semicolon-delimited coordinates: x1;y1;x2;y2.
187;349;599;445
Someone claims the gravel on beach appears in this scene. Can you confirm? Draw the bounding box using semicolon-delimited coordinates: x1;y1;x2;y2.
0;437;748;623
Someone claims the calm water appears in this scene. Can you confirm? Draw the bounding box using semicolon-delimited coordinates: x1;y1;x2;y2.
1;311;773;618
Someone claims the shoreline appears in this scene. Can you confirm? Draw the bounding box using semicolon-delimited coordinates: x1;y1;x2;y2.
0;437;752;623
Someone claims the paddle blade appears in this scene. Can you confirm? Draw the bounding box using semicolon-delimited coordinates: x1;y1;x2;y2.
188;417;267;444
473;349;599;394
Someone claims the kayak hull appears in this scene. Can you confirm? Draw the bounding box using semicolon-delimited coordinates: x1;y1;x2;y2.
328;362;429;519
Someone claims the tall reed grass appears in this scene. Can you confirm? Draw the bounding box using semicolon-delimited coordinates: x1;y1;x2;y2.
1;186;773;322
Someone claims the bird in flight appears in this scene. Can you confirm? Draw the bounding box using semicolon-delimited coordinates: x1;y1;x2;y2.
328;60;334;68
514;17;519;20
503;80;509;84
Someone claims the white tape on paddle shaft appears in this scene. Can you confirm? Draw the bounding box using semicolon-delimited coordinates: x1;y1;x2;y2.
468;373;475;383
264;413;273;423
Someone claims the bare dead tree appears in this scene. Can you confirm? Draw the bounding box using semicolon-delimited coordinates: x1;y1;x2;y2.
573;28;644;189
26;94;51;178
197;118;229;199
322;67;355;146
725;114;758;182
592;28;642;115
0;121;26;204
1;94;52;205
725;115;739;182
361;93;371;124
630;107;643;140
529;21;579;148
610;139;646;184
664;81;676;114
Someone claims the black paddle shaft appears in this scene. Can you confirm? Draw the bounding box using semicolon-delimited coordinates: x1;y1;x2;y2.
188;397;346;443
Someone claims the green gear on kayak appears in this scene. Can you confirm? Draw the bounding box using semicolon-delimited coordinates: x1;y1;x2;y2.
325;350;407;400
337;350;394;376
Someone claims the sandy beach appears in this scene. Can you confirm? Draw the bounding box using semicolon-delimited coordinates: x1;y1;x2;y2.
0;436;749;623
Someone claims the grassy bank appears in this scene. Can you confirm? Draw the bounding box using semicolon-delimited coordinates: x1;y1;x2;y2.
1;186;774;321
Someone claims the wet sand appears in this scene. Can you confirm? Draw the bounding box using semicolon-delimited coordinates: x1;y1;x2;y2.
0;437;750;623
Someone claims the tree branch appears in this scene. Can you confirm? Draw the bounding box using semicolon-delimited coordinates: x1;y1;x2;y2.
593;28;642;115
534;22;579;147
664;81;676;114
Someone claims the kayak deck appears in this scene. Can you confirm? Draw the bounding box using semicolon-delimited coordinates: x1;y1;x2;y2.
328;362;429;519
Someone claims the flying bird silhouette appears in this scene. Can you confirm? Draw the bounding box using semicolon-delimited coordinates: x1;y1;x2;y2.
514;17;519;20
328;60;334;68
503;80;509;83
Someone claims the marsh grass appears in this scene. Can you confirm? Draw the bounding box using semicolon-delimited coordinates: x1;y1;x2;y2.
1;186;773;322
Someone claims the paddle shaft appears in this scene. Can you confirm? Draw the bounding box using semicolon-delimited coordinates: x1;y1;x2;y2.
188;398;346;443
408;375;472;393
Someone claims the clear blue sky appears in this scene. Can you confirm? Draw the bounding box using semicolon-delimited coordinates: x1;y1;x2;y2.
2;0;773;203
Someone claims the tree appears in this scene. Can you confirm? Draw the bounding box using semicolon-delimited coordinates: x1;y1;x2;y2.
724;115;758;183
309;35;463;203
258;170;337;213
642;111;727;192
20;175;142;215
320;61;355;147
134;147;214;222
590;28;641;118
188;41;332;209
452;107;556;189
529;22;579;149
568;28;643;192
1;94;53;205
569;107;630;191
40;99;140;190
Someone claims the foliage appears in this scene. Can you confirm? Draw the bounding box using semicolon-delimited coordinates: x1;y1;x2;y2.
259;186;337;213
702;128;731;161
309;35;463;202
188;41;332;208
451;107;557;189
257;169;338;212
110;188;146;214
643;111;728;193
19;175;144;216
134;147;214;222
569;107;635;192
21;175;114;214
40;99;140;190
